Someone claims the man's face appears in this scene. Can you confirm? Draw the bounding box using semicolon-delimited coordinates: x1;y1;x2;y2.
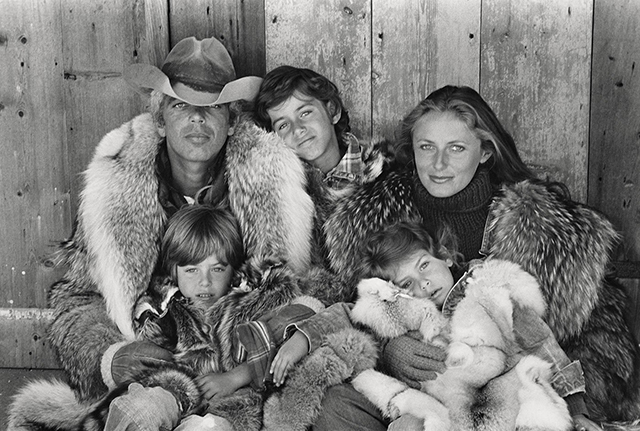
158;97;232;165
266;91;341;173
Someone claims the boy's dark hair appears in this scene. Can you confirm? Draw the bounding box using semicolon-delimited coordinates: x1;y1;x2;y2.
160;204;244;281
360;220;460;280
254;65;350;146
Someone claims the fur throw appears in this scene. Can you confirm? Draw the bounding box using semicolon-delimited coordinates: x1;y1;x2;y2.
262;328;378;431
349;259;572;431
324;171;640;421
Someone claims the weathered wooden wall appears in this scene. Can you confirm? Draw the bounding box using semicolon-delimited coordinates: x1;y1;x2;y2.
0;0;638;370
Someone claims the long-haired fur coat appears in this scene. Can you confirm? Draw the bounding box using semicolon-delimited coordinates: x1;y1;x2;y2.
324;168;640;422
8;114;322;430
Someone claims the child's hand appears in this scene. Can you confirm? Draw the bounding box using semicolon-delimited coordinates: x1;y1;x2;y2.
270;331;309;386
196;372;238;402
573;414;602;431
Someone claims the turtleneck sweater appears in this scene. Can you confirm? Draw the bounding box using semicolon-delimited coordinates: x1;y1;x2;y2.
413;168;495;263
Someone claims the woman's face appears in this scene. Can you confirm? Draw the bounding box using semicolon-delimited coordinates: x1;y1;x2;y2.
412;111;492;198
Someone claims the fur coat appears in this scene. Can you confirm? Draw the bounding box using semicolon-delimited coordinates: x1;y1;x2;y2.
324;168;640;422
8;115;324;430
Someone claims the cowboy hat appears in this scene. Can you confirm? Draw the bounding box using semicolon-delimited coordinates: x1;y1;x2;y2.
124;36;262;106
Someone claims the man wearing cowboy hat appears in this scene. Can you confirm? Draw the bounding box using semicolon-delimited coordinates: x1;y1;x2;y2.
42;36;261;429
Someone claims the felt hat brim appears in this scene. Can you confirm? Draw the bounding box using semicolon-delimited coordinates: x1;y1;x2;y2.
124;63;262;106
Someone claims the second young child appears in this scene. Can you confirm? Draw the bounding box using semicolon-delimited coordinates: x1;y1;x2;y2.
273;221;601;431
116;204;319;430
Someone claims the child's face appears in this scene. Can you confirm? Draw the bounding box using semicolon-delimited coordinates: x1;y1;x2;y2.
387;248;454;307
267;91;342;173
177;253;233;311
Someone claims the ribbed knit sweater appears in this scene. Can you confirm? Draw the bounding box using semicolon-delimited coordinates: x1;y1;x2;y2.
412;168;495;263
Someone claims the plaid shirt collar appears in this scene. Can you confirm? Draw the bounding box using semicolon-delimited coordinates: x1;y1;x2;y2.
324;133;363;189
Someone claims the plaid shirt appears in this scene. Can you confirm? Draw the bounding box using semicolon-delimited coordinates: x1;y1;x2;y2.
234;303;316;391
324;133;365;190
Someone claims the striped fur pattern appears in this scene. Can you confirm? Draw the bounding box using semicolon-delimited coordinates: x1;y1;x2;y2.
207;257;303;372
8;379;102;431
487;181;640;421
324;168;421;277
324;172;640;422
487;181;618;341
7;368;202;431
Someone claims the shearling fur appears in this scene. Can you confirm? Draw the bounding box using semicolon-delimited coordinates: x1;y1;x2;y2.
349;259;572;431
324;171;640;421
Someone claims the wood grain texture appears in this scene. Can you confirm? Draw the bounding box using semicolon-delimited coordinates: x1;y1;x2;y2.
0;309;57;368
589;0;640;261
265;0;371;140
372;0;481;141
0;0;70;308
480;0;592;202
62;0;168;214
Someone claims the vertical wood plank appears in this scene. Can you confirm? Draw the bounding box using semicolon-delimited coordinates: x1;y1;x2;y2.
372;0;481;141
0;310;57;368
590;0;640;259
590;0;640;340
0;0;69;308
265;0;371;140
481;0;592;202
62;0;169;213
169;0;266;78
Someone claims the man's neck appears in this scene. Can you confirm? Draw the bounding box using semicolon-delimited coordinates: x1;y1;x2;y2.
169;157;215;198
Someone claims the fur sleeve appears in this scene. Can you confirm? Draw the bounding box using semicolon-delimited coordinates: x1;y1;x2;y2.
324;168;421;275
487;181;619;342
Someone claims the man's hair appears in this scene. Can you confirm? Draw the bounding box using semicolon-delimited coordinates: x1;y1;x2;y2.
160;204;244;281
148;90;238;128
253;65;350;146
360;220;459;280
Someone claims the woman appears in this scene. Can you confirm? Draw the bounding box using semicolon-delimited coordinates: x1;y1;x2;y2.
319;85;640;429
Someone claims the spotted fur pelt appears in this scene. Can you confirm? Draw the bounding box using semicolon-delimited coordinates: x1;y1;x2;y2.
324;173;640;422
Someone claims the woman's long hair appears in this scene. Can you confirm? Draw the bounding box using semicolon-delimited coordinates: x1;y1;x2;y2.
396;85;536;186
